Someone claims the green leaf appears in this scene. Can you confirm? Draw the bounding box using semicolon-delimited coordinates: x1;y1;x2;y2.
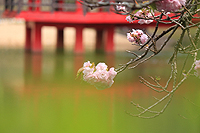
149;2;156;11
76;67;84;80
155;76;161;81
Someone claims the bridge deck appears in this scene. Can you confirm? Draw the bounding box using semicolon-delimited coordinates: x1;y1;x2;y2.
1;0;199;53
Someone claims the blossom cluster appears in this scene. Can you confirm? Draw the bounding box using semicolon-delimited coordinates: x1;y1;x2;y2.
126;8;153;24
126;15;134;23
194;60;200;70
116;2;126;11
77;61;117;90
127;29;148;45
194;60;200;77
156;0;186;12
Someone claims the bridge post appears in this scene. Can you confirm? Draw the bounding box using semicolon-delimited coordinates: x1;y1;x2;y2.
74;25;84;53
95;29;104;52
25;22;32;52
105;26;115;53
56;28;64;52
31;22;42;53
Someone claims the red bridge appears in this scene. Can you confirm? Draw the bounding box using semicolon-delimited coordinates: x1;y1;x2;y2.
1;0;196;53
0;0;151;53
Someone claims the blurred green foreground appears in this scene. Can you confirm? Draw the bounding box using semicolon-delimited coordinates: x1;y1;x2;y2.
0;49;200;133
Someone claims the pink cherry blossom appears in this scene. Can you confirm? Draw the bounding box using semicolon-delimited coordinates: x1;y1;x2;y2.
79;61;117;90
116;2;126;11
83;66;94;76
140;34;148;44
179;0;186;5
108;67;117;79
134;29;143;36
83;61;92;67
194;60;200;70
126;15;134;23
127;33;135;42
82;61;94;76
138;19;153;24
83;73;97;83
94;69;109;81
127;29;148;45
96;63;108;71
134;8;153;24
194;60;200;78
126;8;153;24
156;0;186;12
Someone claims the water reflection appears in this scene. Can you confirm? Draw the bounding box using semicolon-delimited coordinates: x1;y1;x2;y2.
24;53;42;79
0;49;200;133
23;52;116;81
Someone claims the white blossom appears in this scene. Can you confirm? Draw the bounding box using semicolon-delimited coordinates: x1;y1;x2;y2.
79;61;117;90
116;2;126;11
194;60;200;77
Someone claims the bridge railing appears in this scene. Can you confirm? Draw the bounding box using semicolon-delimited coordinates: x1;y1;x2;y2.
0;0;138;15
0;0;118;15
2;0;79;13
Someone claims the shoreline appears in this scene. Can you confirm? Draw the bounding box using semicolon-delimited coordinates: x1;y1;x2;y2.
0;18;136;52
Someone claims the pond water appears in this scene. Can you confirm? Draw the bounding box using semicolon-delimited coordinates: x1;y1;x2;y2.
0;49;199;133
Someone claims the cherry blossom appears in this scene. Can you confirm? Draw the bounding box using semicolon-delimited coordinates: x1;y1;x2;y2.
127;32;135;43
194;60;200;70
134;9;153;24
127;29;148;45
116;2;126;11
140;34;148;44
126;8;153;24
96;63;108;71
77;61;117;90
156;0;186;12
82;61;94;75
126;15;134;23
194;60;200;77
